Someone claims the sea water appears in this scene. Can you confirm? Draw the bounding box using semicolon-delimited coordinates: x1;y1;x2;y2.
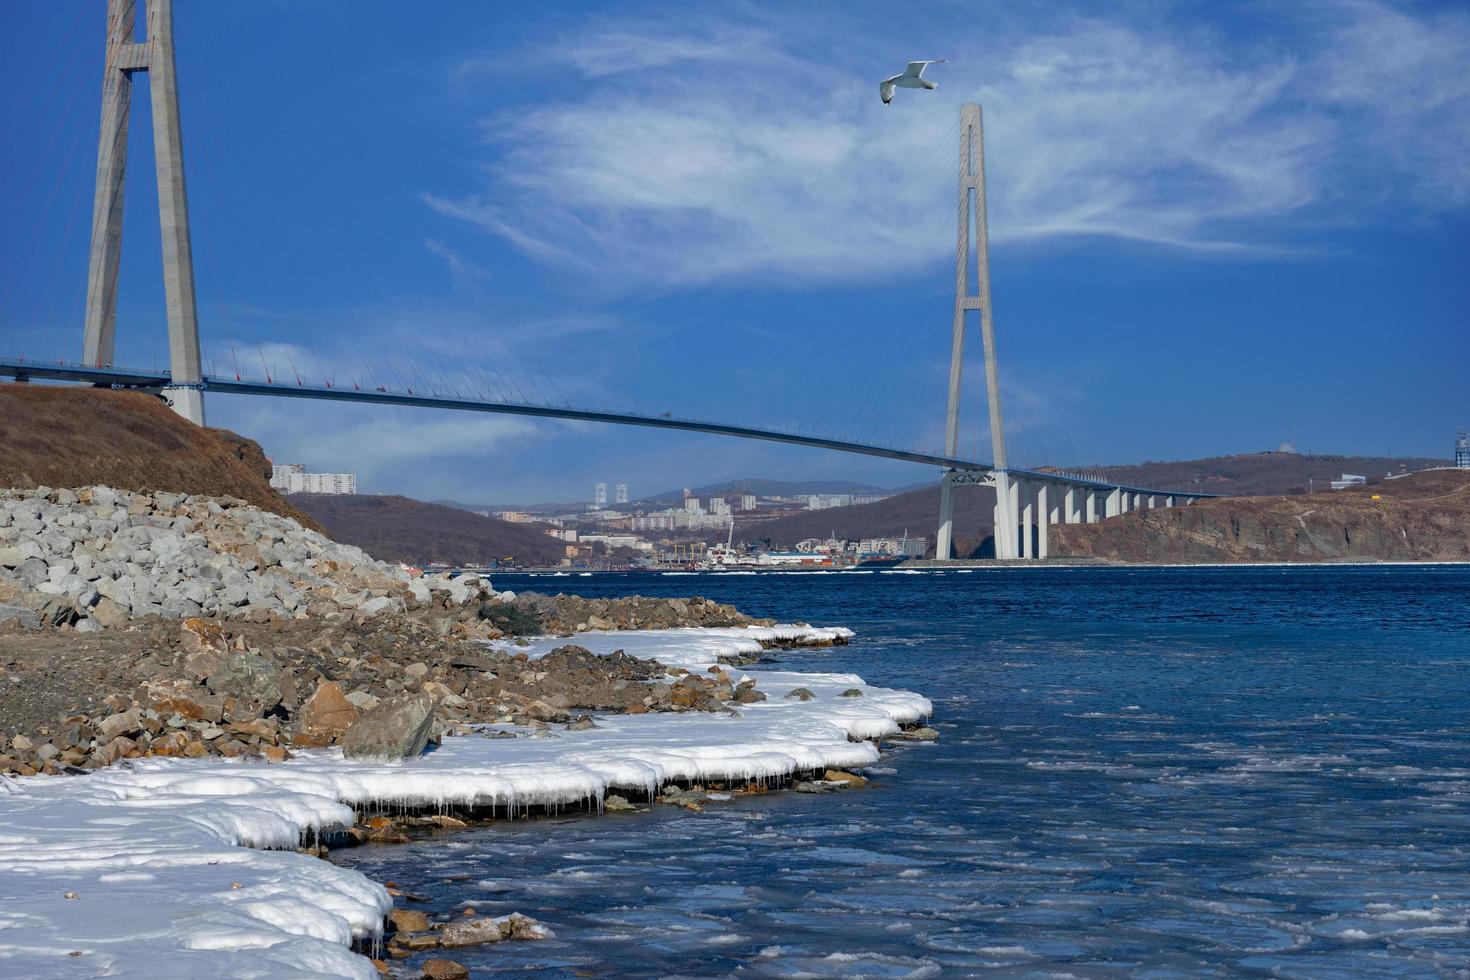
333;566;1470;976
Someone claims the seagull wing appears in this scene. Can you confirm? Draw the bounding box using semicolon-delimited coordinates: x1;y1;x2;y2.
903;59;948;79
879;77;897;104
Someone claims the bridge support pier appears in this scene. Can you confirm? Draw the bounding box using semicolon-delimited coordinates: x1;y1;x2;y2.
936;471;957;560
936;102;1013;561
82;0;205;426
1036;483;1050;560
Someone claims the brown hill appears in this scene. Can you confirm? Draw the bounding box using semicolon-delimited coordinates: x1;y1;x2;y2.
0;383;318;529
1070;452;1444;496
288;493;565;567
1052;469;1470;563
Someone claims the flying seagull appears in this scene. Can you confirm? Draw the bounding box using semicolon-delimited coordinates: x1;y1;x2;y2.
880;60;948;105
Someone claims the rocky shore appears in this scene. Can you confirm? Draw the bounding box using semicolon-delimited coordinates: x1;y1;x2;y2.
0;486;849;776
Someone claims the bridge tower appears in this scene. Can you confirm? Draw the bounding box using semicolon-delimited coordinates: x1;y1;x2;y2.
935;103;1013;560
82;0;205;425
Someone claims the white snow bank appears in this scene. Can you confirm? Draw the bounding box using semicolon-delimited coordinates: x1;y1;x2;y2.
0;624;928;977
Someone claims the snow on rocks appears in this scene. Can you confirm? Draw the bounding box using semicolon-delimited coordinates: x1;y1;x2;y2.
0;624;930;976
0;486;499;628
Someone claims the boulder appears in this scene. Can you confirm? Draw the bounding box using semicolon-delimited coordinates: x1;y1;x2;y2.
206;651;284;707
436;915;505;948
298;681;358;738
89;596;130;629
420;960;469;980
341;695;435;761
390;908;431;933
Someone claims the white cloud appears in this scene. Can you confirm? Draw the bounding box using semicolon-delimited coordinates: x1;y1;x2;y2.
428;1;1470;286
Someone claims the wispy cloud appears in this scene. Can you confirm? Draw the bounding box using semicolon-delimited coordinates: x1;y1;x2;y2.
428;1;1470;286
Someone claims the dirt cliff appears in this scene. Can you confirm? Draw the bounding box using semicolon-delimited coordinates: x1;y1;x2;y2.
1051;469;1470;563
0;384;318;529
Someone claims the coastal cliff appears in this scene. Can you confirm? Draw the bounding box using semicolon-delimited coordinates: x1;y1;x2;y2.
1051;469;1470;563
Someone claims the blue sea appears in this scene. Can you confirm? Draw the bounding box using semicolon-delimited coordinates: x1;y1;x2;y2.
335;566;1470;977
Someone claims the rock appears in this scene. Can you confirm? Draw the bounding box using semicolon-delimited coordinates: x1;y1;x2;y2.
390;908;431;933
438;912;552;949
341;695;435;761
603;794;637;812
839;688;865;698
179;617;228;654
428;814;467;830
298;681;358;737
0;604;40;629
436;915;505;948
784;687;815;701
0;547;27;569
823;769;868;787
505;912;553;940
206;651;283;707
345;690;380;711
96;709;142;741
892;726;939;742
794;780;840;794
420;959;468;980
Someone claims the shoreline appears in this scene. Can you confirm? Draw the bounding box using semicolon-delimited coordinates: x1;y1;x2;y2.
0;622;933;978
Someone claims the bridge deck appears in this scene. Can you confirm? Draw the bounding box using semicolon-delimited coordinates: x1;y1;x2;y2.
0;358;1211;499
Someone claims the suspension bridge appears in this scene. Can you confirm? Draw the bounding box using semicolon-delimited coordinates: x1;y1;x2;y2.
2;0;1212;560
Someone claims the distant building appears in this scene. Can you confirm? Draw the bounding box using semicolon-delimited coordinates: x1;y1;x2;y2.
1457;430;1470;469
1330;473;1367;490
615;483;629;505
270;463;356;495
593;482;607;510
495;511;534;523
547;528;578;542
684;498;704;514
581;533;653;554
805;494;852;510
738;494;757;511
708;498;731;516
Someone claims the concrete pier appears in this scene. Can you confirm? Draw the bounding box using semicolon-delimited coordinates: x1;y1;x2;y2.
82;0;204;425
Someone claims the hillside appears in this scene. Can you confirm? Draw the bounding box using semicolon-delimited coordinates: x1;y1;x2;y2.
741;452;1455;555
0;383;318;529
289;493;565;567
1071;452;1444;496
747;483;997;558
1052;469;1470;563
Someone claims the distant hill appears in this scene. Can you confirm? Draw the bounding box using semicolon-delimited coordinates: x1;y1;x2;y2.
0;384;319;530
741;452;1455;556
288;494;565;567
436;478;903;515
745;483;998;558
1071;452;1445;497
1052;468;1470;563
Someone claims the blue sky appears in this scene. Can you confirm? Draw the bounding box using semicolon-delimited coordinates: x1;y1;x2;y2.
2;0;1467;504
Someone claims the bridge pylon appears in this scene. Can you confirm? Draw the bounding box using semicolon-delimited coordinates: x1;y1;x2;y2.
935;103;1013;559
82;0;205;425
